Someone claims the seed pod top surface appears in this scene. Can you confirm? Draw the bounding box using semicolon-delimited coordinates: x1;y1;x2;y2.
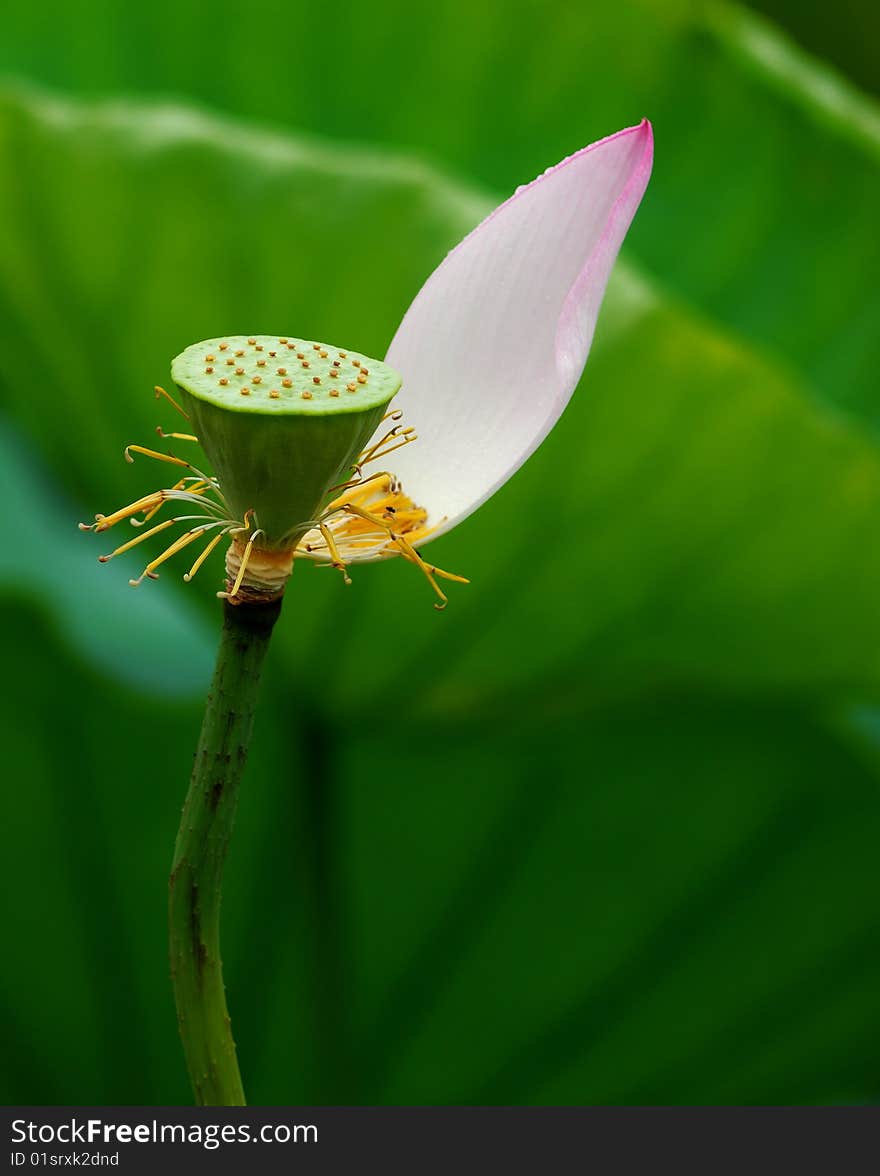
172;335;401;416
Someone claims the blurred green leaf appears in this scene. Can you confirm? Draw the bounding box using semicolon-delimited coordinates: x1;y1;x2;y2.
0;598;290;1105
0;71;879;1108
1;0;878;423
3;611;877;1104
337;703;880;1104
747;0;879;96
0;421;213;695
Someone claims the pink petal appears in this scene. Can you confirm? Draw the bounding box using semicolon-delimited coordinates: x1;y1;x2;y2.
383;121;653;541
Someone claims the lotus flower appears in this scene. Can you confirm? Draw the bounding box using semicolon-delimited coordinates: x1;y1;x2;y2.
81;121;653;608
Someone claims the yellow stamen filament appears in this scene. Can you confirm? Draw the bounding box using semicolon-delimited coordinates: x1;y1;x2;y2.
154;385;190;421
129;527;209;586
360;432;416;467
226;528;264;599
122;445;220;500
137;478;211;525
87;480;226;535
372;436;417;462
137;477;186;524
358;425;416;467
124;444;190;469
294;472;465;608
184;529;229;582
99;518;176;561
325;468;388;497
340;503;454;608
225;509;252;538
87;392;465;607
318;523;352;585
83;492;164;532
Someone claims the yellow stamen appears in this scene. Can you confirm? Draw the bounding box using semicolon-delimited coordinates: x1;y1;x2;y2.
154;385;190;421
325;469;388;497
338;502;464;609
357;426;417;468
137;476;193;524
184;529;229;582
84;492;164;532
129;528;209;586
86;397;465;608
121;445;222;511
96;479;218;534
99;518;176;561
318;523;352;586
226;528;263;599
364;434;417;464
155;427;199;443
124;444;190;469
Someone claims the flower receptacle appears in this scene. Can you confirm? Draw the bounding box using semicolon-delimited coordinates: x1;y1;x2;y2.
172;335;401;549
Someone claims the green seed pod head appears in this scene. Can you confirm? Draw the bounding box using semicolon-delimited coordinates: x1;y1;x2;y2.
172;335;401;549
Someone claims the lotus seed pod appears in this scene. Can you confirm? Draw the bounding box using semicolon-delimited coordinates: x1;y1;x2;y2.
172;335;401;549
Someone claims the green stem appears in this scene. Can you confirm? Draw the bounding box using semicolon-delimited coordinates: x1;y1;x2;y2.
169;596;281;1106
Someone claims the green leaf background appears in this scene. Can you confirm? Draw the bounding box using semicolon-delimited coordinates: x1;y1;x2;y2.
1;0;878;1104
